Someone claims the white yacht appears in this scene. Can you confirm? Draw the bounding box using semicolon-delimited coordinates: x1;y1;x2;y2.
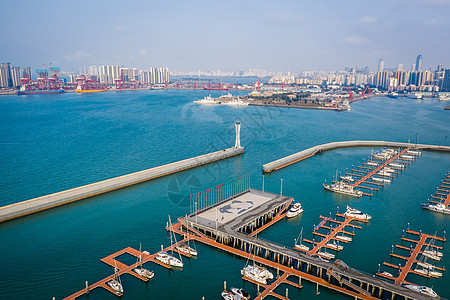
194;95;219;105
323;181;363;198
366;161;378;167
231;288;250;299
344;206;372;220
107;267;124;294
404;285;437;298
406;93;424;99
389;163;404;169
377;170;392;177
372;177;391;183
176;242;198;256
400;154;414;160
422;249;443;261
339;175;354;182
133;244;154;280
439;94;450;101
294;227;310;252
317;250;335;260
294;243;310;252
326;241;343;251
155;251;183;268
286;203;304;218
380;271;393;277
335;234;352;242
221;291;237;300
422;203;450;214
414;266;443;278
406;150;421;156
223;97;249;106
382;167;395;173
241;265;269;285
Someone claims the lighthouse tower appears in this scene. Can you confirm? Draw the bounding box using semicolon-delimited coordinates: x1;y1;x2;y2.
235;122;241;149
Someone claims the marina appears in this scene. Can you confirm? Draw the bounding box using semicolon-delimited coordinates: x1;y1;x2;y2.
377;227;446;288
422;171;450;214
324;147;421;197
262;141;450;173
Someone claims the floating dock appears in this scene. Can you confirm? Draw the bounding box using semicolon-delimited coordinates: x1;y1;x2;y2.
167;189;435;300
262;140;450;173
324;147;420;198
0;123;244;223
423;171;450;213
299;212;367;259
378;227;446;286
64;241;186;299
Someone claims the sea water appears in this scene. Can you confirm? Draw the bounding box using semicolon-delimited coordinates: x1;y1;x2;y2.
0;91;449;299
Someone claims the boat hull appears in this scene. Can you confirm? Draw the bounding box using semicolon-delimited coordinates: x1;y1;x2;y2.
76;89;107;93
17;89;64;95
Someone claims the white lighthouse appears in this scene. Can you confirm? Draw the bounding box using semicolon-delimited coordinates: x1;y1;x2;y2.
235;122;241;149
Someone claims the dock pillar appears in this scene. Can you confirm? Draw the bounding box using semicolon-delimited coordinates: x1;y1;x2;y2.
286;288;289;300
85;281;89;294
224;281;226;292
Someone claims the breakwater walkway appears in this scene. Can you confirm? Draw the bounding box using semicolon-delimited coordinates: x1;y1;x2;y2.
263;140;450;173
0;146;244;223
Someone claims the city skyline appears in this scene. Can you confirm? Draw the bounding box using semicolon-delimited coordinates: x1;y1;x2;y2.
1;0;449;73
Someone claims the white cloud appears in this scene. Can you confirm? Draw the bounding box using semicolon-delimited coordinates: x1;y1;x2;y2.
65;50;92;61
262;12;304;23
425;17;448;25
342;36;369;45
359;16;377;24
138;49;147;56
116;25;127;31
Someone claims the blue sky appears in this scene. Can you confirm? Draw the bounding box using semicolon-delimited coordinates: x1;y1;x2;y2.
1;0;449;73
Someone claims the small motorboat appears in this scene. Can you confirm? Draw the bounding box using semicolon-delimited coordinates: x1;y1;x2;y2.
107;267;124;294
404;285;438;298
335;234;352;242
286;203;304;218
231;288;250;299
344;206;371;220
326;241;343;251
176;242;198;256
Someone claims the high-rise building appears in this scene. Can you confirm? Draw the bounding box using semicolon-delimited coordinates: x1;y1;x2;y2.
0;63;12;87
397;64;403;71
22;67;31;79
378;58;384;72
415;55;423;71
441;69;450;91
11;67;21;87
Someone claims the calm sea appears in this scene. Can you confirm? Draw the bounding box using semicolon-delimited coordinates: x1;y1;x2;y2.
0;91;449;299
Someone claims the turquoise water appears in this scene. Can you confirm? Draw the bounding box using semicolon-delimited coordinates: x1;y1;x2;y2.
0;91;449;299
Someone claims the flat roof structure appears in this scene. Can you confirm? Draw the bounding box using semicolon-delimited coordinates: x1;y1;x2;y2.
186;189;291;232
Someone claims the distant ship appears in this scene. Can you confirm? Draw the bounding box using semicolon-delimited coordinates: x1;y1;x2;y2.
75;75;107;93
406;93;423;99
17;68;64;95
387;92;398;99
17;89;64;95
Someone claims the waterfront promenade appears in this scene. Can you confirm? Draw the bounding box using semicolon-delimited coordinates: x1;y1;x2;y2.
263;140;450;172
0;146;244;223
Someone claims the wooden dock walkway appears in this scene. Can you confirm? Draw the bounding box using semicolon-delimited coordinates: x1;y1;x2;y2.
378;229;446;286
351;148;409;188
63;240;187;299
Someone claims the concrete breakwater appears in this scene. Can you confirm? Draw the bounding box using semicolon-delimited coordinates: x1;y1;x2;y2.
0;146;244;223
262;140;450;173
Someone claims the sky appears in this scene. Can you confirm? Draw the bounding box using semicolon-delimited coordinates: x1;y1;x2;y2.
1;0;449;73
